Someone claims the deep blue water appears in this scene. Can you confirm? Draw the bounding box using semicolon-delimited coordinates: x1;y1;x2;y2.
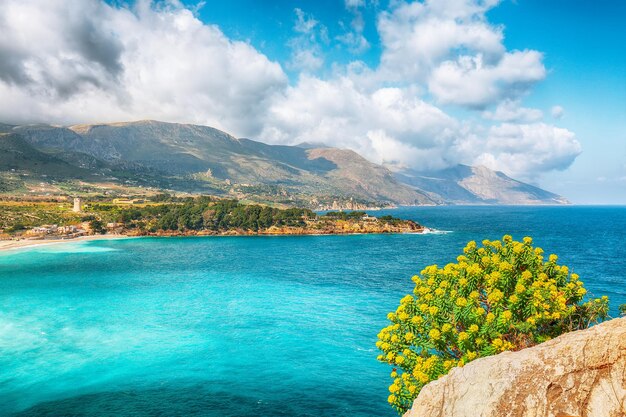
0;206;625;416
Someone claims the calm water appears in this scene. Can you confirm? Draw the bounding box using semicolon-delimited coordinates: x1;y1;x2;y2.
1;206;625;416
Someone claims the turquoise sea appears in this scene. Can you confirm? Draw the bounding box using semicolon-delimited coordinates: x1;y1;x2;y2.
1;206;625;416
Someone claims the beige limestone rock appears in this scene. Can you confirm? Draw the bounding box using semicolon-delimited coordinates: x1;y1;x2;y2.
405;317;626;417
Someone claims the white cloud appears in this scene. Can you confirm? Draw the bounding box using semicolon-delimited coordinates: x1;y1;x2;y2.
0;0;123;96
459;123;582;179
294;8;319;35
0;0;580;181
337;0;370;54
289;49;324;72
288;8;328;72
337;29;370;55
551;105;565;119
345;0;366;7
0;0;287;136
482;99;543;122
377;0;505;82
428;50;546;108
259;75;457;170
377;0;545;108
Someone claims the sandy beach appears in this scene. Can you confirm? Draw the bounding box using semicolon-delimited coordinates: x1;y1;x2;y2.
0;234;131;253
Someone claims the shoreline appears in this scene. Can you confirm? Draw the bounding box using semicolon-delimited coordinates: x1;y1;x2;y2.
0;234;131;253
0;226;432;253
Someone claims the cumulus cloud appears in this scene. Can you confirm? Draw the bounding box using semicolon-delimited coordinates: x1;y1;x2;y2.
459;123;582;179
428;51;546;108
377;0;545;107
0;0;287;136
0;0;123;96
377;0;505;81
0;0;579;181
482;100;543;123
259;75;457;170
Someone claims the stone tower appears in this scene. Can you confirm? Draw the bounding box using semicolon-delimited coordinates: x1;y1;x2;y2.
73;197;83;213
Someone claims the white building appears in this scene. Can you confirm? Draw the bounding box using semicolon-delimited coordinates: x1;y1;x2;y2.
58;225;78;234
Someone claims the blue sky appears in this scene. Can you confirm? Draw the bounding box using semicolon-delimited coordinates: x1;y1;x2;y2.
489;1;626;203
0;0;624;203
188;0;386;73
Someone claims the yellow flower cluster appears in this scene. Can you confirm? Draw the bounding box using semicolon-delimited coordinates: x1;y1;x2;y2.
377;234;610;415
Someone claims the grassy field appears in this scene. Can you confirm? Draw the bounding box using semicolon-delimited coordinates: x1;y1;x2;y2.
0;200;83;232
0;198;171;233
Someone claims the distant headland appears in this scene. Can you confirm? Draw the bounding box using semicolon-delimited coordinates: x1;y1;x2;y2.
0;194;424;249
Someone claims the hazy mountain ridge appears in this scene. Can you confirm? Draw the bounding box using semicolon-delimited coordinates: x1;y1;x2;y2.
0;120;567;206
396;165;569;205
0;133;90;177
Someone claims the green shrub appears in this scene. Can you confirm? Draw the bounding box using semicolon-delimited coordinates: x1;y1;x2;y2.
7;223;26;233
89;219;106;234
376;235;609;414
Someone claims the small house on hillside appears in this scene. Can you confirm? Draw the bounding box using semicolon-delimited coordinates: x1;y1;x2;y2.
57;225;78;234
30;225;58;234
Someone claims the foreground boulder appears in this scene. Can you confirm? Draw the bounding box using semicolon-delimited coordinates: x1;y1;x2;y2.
405;317;626;417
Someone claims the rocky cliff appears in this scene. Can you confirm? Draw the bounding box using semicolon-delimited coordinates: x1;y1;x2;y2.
405;317;626;417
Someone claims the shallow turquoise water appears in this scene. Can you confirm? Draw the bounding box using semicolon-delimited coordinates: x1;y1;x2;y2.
0;206;625;416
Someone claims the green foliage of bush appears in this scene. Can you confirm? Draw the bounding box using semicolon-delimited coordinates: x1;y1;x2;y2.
376;235;609;414
0;202;83;231
324;211;367;220
7;223;26;233
153;199;314;232
89;219;106;235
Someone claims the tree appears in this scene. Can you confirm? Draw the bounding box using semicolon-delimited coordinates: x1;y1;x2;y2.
377;235;610;414
89;219;106;235
7;223;26;233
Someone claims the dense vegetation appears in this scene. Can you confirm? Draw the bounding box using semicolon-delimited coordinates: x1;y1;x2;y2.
323;211;369;219
377;236;610;414
91;197;315;232
0;201;83;232
0;196;412;235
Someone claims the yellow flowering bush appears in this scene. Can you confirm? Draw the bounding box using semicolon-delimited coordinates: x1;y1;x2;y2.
377;235;609;414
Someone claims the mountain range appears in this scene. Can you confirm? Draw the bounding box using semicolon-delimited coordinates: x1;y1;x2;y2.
0;120;567;207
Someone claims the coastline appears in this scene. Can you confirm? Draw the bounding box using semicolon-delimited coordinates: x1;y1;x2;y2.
0;234;131;253
0;225;430;253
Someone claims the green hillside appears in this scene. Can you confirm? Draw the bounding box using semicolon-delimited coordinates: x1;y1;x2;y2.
1;120;568;207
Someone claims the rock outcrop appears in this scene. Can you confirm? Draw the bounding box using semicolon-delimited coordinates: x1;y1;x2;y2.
405;317;626;417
